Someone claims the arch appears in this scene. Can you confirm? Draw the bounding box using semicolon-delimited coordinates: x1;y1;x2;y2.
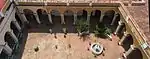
23;9;38;28
122;34;134;51
15;13;23;28
117;23;126;38
102;10;115;25
0;49;9;58
23;9;34;15
50;9;61;24
127;48;143;59
64;10;76;33
90;10;101;33
110;13;121;33
50;9;61;16
77;9;88;21
91;10;101;17
10;21;19;37
50;9;62;33
36;9;50;25
64;10;74;16
4;32;16;49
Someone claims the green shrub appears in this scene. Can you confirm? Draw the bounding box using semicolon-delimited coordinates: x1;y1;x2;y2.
75;18;89;33
94;23;112;38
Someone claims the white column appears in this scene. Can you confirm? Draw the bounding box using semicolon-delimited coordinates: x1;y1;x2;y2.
73;13;77;25
118;32;128;45
33;13;41;24
60;14;65;24
123;45;135;58
92;11;95;16
12;21;21;32
48;13;53;24
20;13;29;23
100;13;104;23
87;14;91;23
114;21;124;35
8;30;18;43
3;42;12;56
111;13;119;25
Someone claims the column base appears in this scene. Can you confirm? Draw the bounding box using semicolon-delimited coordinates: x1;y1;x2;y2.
122;53;127;59
118;42;122;46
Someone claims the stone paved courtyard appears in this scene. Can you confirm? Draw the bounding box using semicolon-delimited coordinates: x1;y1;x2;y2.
22;33;125;59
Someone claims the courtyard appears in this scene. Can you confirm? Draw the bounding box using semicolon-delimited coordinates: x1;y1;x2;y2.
21;33;125;59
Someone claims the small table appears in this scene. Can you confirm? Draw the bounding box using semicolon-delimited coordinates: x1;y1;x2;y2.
90;43;103;55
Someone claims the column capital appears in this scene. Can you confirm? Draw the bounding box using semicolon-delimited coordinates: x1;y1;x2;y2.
8;29;13;33
67;3;69;6
33;13;37;15
130;45;136;50
89;3;92;6
123;31;128;36
115;13;120;16
118;21;124;25
87;14;91;16
47;13;51;14
0;12;4;17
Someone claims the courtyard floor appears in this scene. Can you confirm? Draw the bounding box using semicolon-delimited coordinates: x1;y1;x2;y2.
21;33;125;59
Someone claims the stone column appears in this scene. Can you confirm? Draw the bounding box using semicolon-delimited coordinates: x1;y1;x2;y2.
118;32;128;45
33;13;41;24
48;13;53;24
20;13;29;23
100;13;104;23
12;21;21;32
92;11;95;16
114;21;124;35
0;11;4;17
8;30;18;43
3;42;12;56
111;13;119;25
73;13;77;25
60;14;65;24
87;13;91;23
123;45;135;58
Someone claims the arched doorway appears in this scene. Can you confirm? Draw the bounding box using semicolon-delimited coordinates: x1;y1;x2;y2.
111;13;120;32
10;21;20;37
37;9;50;25
4;32;16;50
116;23;126;38
127;48;143;59
90;10;101;33
50;10;62;33
35;9;52;33
23;9;38;28
15;13;23;28
122;34;134;51
102;10;115;26
64;10;76;33
77;10;87;21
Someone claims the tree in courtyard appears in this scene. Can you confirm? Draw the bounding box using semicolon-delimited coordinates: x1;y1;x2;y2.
94;23;112;38
75;17;89;37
